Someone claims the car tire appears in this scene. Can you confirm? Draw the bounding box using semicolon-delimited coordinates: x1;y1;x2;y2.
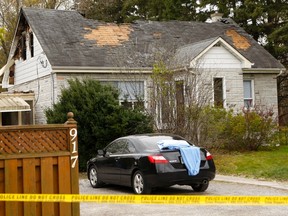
132;171;151;194
191;181;209;192
89;165;104;188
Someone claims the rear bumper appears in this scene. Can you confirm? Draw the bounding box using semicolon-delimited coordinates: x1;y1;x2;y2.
144;169;216;188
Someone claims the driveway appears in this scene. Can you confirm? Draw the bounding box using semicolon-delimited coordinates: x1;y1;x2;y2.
79;174;288;216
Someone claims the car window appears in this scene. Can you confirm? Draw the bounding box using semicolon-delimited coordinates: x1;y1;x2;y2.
137;136;192;151
105;139;136;154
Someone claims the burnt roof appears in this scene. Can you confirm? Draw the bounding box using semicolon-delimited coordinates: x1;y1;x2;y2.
19;7;284;69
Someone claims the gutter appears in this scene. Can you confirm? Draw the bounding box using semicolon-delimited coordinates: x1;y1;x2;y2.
242;68;283;74
51;66;153;74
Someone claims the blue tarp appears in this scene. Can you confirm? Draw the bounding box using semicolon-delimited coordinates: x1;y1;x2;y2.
157;140;201;176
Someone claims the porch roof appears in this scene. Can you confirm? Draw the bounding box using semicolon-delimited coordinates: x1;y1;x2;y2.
0;96;31;112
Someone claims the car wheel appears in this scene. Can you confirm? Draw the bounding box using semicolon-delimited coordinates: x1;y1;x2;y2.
132;171;151;194
89;165;104;188
191;181;209;192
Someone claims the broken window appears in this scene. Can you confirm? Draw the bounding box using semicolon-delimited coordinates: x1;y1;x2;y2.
9;64;15;85
21;32;27;60
213;77;224;108
29;32;34;58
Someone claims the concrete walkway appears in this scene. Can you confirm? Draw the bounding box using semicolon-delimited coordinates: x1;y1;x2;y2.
215;174;288;191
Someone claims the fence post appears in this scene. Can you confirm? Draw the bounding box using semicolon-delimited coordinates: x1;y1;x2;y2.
65;112;80;216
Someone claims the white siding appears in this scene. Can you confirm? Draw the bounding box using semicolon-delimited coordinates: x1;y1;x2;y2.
193;46;244;110
14;34;52;85
195;46;242;69
246;74;278;115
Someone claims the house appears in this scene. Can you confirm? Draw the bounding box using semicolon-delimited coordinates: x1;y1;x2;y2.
0;7;285;126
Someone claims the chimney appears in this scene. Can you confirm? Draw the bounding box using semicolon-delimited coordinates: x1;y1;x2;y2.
210;12;223;22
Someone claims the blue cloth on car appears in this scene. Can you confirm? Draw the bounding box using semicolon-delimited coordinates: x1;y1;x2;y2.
157;140;201;176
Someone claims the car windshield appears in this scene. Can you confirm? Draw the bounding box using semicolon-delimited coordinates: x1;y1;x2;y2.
136;135;191;152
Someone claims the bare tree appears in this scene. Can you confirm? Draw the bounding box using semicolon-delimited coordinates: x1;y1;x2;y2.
149;58;217;145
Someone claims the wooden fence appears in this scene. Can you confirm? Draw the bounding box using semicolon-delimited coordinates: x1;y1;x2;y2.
0;112;79;216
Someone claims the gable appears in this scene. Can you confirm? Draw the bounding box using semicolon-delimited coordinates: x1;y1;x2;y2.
196;45;243;69
175;37;252;69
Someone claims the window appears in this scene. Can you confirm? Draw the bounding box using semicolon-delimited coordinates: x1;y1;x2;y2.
243;80;253;108
22;100;33;125
213;77;224;108
2;112;18;126
105;139;136;154
118;81;144;101
101;81;145;109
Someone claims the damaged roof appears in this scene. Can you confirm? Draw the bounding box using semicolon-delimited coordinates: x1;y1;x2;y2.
19;7;284;69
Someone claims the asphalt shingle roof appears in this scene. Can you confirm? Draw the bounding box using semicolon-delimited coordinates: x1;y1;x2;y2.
19;7;284;69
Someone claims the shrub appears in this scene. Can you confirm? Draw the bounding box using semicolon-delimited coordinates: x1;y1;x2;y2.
45;78;153;170
219;107;277;151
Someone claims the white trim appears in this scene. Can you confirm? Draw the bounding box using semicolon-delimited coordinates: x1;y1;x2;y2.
0;59;15;77
243;79;255;108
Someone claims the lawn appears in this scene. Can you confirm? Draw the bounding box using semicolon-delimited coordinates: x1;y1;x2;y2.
212;145;288;182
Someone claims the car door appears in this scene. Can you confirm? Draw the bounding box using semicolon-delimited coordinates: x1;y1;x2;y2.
97;140;123;184
116;139;137;186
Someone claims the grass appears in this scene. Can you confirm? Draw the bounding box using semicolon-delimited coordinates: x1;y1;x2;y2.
212;145;288;182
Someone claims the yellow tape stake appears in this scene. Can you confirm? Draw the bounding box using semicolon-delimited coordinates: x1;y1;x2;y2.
0;194;288;205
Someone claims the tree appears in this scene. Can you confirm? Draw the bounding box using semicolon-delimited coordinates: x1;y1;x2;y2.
77;0;201;23
45;78;153;170
150;59;216;146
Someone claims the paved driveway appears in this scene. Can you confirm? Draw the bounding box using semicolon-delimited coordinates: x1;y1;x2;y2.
79;174;288;216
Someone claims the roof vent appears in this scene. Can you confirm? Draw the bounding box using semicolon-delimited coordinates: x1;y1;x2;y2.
210;12;223;22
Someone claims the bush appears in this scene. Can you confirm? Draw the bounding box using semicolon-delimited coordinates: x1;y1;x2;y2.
218;107;277;151
192;106;278;151
275;126;288;146
45;78;153;170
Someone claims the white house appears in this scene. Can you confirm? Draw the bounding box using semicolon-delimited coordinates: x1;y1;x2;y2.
0;7;285;126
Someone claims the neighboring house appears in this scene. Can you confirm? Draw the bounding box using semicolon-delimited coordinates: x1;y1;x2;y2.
0;7;285;126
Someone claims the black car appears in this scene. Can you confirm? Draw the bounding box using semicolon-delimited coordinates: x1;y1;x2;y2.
87;133;216;194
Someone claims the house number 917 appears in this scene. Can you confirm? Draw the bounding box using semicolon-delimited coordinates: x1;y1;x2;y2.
70;128;78;168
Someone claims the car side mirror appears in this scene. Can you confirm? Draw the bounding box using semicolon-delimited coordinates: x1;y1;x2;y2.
97;149;104;156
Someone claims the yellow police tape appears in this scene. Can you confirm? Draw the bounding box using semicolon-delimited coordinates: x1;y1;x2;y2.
0;194;288;205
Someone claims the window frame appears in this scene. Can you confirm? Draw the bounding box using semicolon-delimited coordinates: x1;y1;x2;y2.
243;79;254;108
